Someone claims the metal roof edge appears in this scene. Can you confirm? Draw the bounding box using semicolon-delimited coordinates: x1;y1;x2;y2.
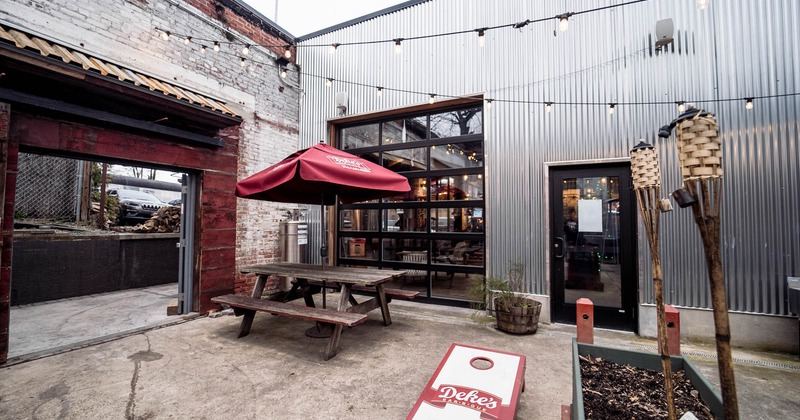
297;0;431;42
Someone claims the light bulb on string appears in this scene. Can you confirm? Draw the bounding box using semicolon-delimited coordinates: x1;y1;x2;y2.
558;14;572;32
545;102;553;113
485;99;493;109
326;78;333;87
697;0;710;10
183;37;191;46
240;57;246;67
608;103;616;115
477;29;486;47
161;30;170;41
280;67;287;78
213;41;220;52
376;87;383;97
428;94;436;104
394;38;403;54
200;45;206;54
677;101;686;113
284;47;292;59
329;43;340;54
242;44;250;55
745;98;754;110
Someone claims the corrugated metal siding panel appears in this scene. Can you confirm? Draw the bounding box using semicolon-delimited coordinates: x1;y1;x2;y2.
298;0;799;314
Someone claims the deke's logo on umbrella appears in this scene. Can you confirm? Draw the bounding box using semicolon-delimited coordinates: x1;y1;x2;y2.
326;155;371;173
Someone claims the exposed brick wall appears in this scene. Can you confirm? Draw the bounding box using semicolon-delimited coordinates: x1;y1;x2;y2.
0;0;302;321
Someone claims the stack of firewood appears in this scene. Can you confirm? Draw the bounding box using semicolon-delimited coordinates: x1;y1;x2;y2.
131;206;181;233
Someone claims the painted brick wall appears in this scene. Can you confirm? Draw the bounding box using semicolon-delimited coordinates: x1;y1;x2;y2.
0;0;302;311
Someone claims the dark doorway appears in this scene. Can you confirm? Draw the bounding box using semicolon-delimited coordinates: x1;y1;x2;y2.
550;163;638;331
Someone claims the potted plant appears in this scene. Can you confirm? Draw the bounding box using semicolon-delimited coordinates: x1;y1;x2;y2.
472;263;542;334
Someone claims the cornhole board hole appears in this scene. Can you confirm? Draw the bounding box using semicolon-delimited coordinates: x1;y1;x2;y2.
407;343;526;420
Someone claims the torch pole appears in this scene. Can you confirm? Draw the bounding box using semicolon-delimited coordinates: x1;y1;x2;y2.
686;178;739;420
635;186;676;420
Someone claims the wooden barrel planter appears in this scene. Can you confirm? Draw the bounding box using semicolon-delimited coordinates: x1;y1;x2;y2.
570;339;724;419
493;297;542;334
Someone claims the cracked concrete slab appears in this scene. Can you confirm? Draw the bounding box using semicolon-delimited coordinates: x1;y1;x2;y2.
1;299;799;419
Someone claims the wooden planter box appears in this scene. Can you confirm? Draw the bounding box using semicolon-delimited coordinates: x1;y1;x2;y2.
570;339;725;419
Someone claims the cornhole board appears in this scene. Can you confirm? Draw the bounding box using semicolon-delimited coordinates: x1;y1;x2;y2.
407;343;526;420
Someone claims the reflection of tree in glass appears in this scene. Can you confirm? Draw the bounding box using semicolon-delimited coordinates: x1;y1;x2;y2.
430;108;482;138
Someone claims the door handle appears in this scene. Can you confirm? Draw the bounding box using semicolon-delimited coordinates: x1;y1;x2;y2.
554;236;565;259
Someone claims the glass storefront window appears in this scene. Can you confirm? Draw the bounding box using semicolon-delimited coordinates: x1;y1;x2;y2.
383;147;427;172
382;238;429;262
430;141;483;169
341;123;379;150
383;118;426;144
355;151;380;165
430;107;482;138
430;207;483;232
432;239;485;268
430;175;483;201
341;237;378;260
340;209;379;231
383;177;426;202
383;208;427;232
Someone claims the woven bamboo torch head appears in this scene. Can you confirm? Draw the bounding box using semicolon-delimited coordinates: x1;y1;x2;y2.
630;141;661;191
676;110;722;181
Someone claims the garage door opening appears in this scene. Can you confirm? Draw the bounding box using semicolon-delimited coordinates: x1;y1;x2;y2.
8;153;195;359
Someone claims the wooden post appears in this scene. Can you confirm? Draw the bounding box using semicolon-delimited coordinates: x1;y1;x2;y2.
665;305;681;356
576;298;594;344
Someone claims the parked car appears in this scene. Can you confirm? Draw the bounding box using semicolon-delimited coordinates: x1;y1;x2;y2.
109;189;165;225
168;198;181;206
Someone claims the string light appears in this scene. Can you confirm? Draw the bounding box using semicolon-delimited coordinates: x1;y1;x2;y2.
183;36;191;45
745;98;754;110
326;78;333;87
477;28;486;47
280;67;287;78
676;101;686;112
242;44;250;55
697;0;710;10
376;87;383;97
557;13;572;32
545;102;553;113
240;57;246;67
213;41;220;52
485;99;493;109
329;43;340;54
284;47;292;59
428;94;436;104
200;45;206;54
394;38;403;54
161;30;170;41
608;103;616;114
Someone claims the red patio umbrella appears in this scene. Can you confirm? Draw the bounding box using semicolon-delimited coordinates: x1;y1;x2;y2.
236;143;410;205
236;143;411;267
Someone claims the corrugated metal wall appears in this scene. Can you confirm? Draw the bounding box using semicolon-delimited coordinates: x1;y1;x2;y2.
297;0;799;315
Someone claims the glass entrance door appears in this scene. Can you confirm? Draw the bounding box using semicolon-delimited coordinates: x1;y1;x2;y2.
550;164;637;331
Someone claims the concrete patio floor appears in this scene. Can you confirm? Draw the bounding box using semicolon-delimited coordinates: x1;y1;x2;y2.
1;292;799;419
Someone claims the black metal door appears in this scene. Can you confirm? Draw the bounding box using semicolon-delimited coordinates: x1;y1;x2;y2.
550;163;638;331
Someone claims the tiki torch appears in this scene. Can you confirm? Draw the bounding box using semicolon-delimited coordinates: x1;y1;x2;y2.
630;141;676;420
660;105;739;419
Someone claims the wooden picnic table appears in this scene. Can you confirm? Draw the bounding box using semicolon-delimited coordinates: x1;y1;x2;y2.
213;262;408;360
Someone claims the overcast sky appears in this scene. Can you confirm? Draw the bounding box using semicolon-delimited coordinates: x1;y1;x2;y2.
243;0;403;37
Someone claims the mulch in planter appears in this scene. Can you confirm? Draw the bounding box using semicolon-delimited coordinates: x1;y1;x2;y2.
580;354;715;419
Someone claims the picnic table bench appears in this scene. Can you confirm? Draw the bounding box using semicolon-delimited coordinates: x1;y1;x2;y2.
211;262;407;360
